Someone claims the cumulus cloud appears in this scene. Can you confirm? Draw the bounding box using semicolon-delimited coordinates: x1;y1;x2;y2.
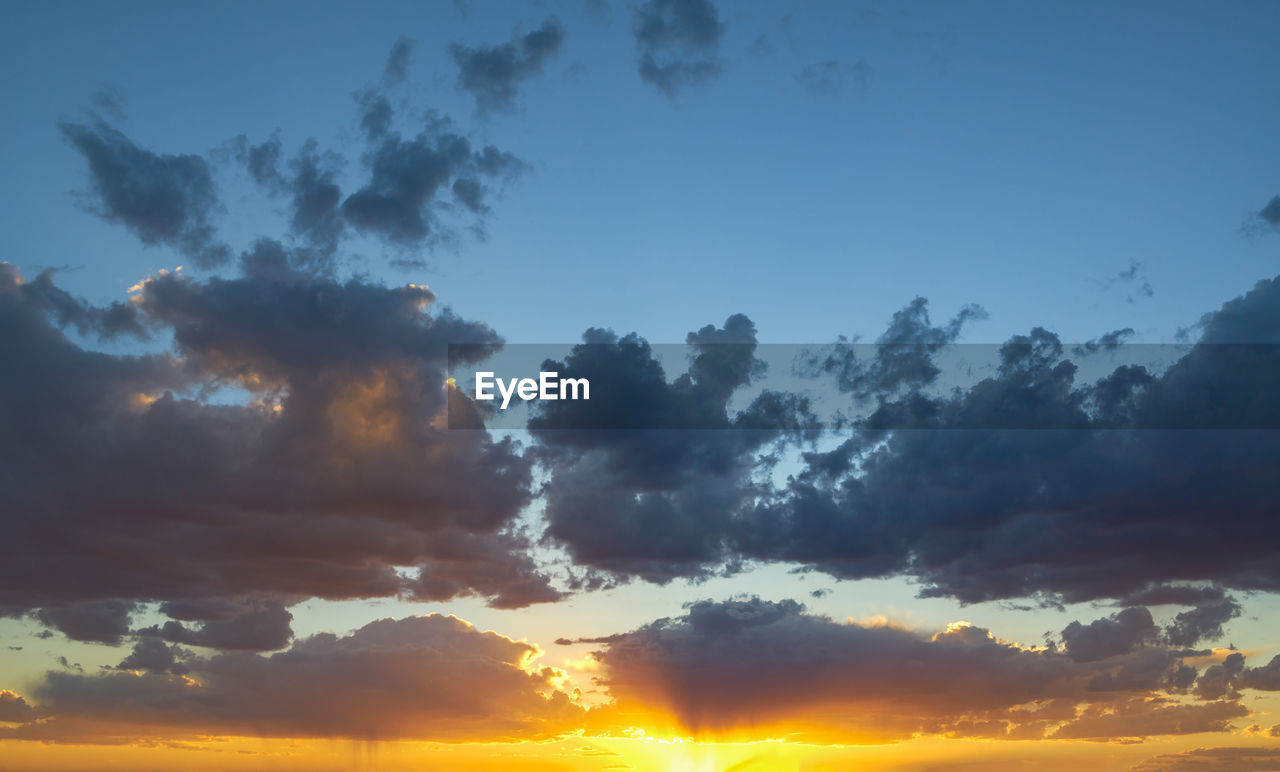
138;597;294;652
3;615;584;742
527;315;812;582
61;120;229;267
730;277;1280;604
580;598;1253;743
0;260;559;622
632;0;724;97
115;637;191;675
1164;597;1241;648
32;600;138;645
0;690;37;723
1061;607;1159;663
511;275;1280;606
450;19;565;113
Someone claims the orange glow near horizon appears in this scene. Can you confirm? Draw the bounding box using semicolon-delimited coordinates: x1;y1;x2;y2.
3;733;1275;772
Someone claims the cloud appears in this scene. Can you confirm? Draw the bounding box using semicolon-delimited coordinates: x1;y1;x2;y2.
115;638;191;675
517;277;1280;604
228;39;527;263
1131;747;1280;772
632;0;724;97
32;600;139;645
1261;196;1280;227
341;112;525;244
528;315;813;582
4;615;585;743
1179;650;1280;702
1164;597;1241;648
1099;260;1155;303
730;276;1280;604
60;120;229;267
1242;194;1280;236
583;598;1253;743
0;690;37;723
138;597;294;652
450;19;565;113
383;36;414;84
796;60;874;96
1;260;559;623
1061;607;1159;663
3;265;143;340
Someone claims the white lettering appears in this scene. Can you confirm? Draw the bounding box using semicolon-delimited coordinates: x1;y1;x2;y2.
560;377;589;401
539;371;559;400
475;371;591;409
517;378;538;402
474;372;495;400
497;376;518;409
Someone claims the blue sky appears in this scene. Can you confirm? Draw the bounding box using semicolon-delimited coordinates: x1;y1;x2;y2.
4;1;1278;346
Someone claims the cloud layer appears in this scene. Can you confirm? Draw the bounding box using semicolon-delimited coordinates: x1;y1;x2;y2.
3;615;583;742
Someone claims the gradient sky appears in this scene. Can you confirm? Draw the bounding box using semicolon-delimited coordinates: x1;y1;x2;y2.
3;1;1280;770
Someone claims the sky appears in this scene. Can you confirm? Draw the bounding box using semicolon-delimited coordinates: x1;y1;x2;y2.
2;1;1280;770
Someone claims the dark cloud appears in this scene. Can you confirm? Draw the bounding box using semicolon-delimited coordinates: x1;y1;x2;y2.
1261;195;1280;227
3;265;143;340
341;113;525;244
0;690;36;723
1099;260;1154;303
584;598;1253;743
230;138;345;268
1239;654;1280;691
61;120;229;267
511;276;1280;603
730;277;1280;604
1118;584;1229;608
4;615;584;742
32;600;138;645
450;19;565;113
139;598;294;652
1164;597;1241;648
528;315;812;582
227;39;526;264
383;36;414;84
632;0;723;97
1242;194;1280;235
239;132;285;189
1061;607;1158;663
0;261;558;618
1186;650;1280;703
285;142;346;261
810;297;986;399
116;637;191;675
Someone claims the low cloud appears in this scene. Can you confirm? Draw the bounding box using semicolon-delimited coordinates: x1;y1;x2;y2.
1132;746;1280;772
581;598;1256;743
4;615;584;743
